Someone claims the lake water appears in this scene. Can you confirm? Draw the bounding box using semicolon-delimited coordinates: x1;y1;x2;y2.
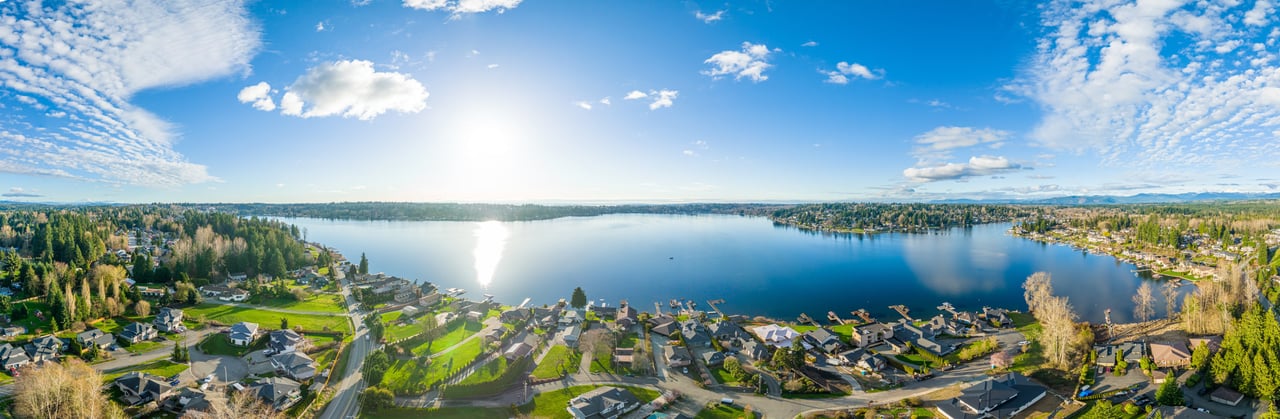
278;214;1182;323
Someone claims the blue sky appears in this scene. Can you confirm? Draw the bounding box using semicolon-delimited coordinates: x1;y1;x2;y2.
1;0;1279;203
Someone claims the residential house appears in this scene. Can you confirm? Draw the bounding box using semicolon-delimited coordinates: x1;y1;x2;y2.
650;320;678;338
503;333;539;360
229;322;260;346
752;324;801;348
435;312;458;326
481;328;503;345
738;338;770;361
589;305;616;321
2;326;26;338
200;284;248;302
154;307;184;333
559;324;583;348
954;311;980;326
271;351;317;380
983;307;1013;327
680;320;710;347
76;328;115;350
1095;342;1144;366
400;305;420;317
227;273;248;281
616;305;638;330
566;386;641;419
559;310;583;326
701;351;726;367
0;343;30;371
250;377;303;411
1188;336;1222;354
663;345;693;368
614;347;634;366
466;310;484;322
1209;387;1244;406
160;387;211;416
833;349;886;371
23;335;62;363
268;329;305;354
114;372;174;406
119;322;158;344
893;320;953;355
852;323;894;348
1150;342;1192;368
418;292;442;308
802;328;845;354
935;373;1047;419
707;321;749;341
647;314;675;328
393;286;417;304
928;315;965;336
500;308;529;324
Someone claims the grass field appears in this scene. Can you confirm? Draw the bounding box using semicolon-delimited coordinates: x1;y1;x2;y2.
514;385;661;419
9;301;53;339
364;407;508;419
383;338;484;394
124;339;168;354
409;320;481;356
380;311;402;324
588;351;617;374
457;357;509;385
184;303;351;333
256;292;347;314
385;323;420;342
198;333;264;356
709;366;740;385
102;359;190;383
531;345;580;379
696;403;759;419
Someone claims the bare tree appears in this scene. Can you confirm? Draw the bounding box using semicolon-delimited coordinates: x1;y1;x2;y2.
194;392;282;419
14;359;127;419
134;300;151;317
1161;281;1179;320
1133;282;1155;324
1023;272;1053;314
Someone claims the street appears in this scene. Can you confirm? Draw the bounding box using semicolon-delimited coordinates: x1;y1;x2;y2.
319;274;372;419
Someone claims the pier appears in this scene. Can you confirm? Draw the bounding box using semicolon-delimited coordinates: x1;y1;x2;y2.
797;313;820;327
890;304;913;321
706;299;727;320
827;311;846;325
936;302;957;316
851;309;875;324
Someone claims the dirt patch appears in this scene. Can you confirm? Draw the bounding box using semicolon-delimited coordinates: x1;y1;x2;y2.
1098;319;1186;344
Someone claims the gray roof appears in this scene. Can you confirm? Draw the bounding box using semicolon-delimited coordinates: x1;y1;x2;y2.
707;321;748;339
253;376;301;406
114;372;173;404
155;307;183;323
271;351;316;378
120;322;155;340
663;345;692;362
569;386;640;418
230;322;259;342
269;329;304;352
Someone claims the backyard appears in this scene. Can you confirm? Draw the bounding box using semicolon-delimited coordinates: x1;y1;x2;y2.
102;359;190;383
531;345;580;379
382;338;484;394
183;303;351;333
514;385;661;419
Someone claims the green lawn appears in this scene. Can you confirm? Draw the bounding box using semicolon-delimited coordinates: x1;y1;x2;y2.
515;385;660;419
380;311;402;324
531;345;580;379
1155;270;1206;282
10;301;53;338
253;292;346;314
696;403;759;419
895;353;938;369
409;320;481;356
124;339;168;354
383;338;484;394
183;303;351;333
588;351;616;374
457;357;509;385
91;317;129;334
102;360;190;383
618;332;638;349
364;407;508;419
198;333;263;356
385;323;421;342
710;366;739;385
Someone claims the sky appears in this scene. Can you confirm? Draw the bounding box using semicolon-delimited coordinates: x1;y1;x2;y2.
1;0;1280;203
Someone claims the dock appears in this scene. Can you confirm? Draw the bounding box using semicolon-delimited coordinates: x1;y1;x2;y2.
851;309;875;324
516;297;531;309
706;299;727;320
827;311;847;325
936;302;957;315
654;301;664;316
797;313;820;327
890;304;914;321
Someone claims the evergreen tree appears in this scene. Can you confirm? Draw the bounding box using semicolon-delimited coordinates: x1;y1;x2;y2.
570;287;587;309
358;253;369;275
1156;377;1184;406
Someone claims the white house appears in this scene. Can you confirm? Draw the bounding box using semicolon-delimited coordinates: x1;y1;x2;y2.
229;322;259;346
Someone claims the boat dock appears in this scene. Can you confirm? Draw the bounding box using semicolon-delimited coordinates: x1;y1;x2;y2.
516;297;531;309
654;302;664;316
890;304;913;321
797;313;820;326
936;302;957;315
827;311;847;325
707;299;727;320
851;309;875;324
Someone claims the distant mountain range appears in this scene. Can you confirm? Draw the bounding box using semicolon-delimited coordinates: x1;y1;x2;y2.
934;192;1280;205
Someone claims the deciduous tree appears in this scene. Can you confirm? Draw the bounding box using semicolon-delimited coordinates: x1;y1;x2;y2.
1133;282;1155;324
13;359;127;419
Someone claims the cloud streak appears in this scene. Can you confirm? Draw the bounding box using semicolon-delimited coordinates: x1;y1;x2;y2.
0;0;259;186
904;156;1025;182
403;0;522;17
703;42;776;83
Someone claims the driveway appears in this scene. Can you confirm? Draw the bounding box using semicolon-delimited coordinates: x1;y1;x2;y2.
185;345;249;385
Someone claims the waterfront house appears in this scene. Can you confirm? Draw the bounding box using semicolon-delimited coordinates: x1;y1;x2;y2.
983;307;1013;328
650;320;678;338
229;322;259;346
566;386;640;419
270;351;317;380
893;320;953;355
1095;342;1144;367
500;307;529;324
154;307;184;333
589;305;615;320
647;314;675;328
752;324;801;348
852;323;894;348
616;305;639;330
559;310;583;326
114;372;174;406
251;377;302;411
160;388;212;416
928;315;965;336
935;373;1046;419
1188;336;1222;354
701;351;726;367
1150;342;1192;368
954;311;980;326
268;329;305;354
0;343;30;371
707;321;749;341
738;338;771;361
119;322;157;344
802;328;845;354
559;324;583;348
76;328;115;350
680;320;711;347
663;345;693;368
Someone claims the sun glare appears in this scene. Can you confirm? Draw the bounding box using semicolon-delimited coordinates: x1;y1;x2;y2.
472;220;510;288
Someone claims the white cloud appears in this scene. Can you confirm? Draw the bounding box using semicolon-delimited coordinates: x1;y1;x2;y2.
574;101;592;110
649;89;678;110
487;63;500;69
599;97;611;106
821;61;882;84
801;41;818;47
315;21;327;32
703;42;776;83
403;0;521;17
683;149;698;156
0;0;258;186
237;82;276;111
271;60;429;120
1011;0;1280;168
624;90;648;100
695;10;725;23
912;126;1010;161
903;156;1025;182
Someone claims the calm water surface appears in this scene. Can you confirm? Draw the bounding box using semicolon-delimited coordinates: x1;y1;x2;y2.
279;214;1180;323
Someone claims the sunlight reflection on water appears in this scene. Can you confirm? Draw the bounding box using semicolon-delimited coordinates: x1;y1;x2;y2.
473;221;509;288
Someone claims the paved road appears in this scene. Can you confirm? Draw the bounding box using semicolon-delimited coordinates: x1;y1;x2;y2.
93;327;220;373
319;276;372;419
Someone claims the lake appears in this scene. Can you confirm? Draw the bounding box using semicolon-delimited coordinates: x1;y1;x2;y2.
278;214;1183;323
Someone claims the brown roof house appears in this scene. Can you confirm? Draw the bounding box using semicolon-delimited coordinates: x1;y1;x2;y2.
1149;342;1192;368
